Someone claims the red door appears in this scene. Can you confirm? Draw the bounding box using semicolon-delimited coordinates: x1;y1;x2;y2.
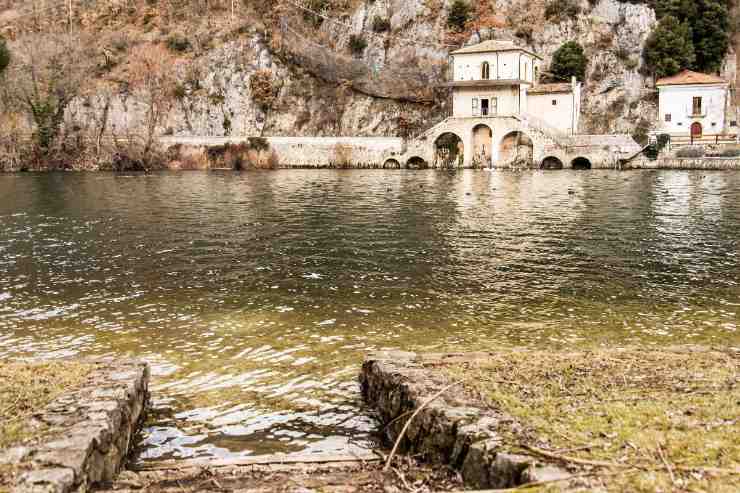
691;122;702;140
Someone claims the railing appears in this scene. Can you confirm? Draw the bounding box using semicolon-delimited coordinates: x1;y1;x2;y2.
665;133;738;149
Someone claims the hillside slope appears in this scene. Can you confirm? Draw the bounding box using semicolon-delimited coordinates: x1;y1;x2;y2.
0;0;737;152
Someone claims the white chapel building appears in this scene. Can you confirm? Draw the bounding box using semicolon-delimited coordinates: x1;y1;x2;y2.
656;70;731;138
447;40;582;135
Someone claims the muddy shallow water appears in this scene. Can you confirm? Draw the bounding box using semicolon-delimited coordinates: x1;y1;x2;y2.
1;170;738;463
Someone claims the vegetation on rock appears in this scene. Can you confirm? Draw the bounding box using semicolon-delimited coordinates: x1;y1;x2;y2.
544;0;581;22
550;41;587;81
249;69;279;110
371;16;391;33
0;38;10;75
348;34;367;56
643;0;730;76
447;0;471;32
643;16;696;78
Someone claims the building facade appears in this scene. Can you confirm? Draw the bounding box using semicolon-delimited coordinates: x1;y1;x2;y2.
656;70;730;137
447;40;582;135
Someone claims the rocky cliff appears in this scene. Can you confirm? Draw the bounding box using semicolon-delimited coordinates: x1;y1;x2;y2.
2;0;738;146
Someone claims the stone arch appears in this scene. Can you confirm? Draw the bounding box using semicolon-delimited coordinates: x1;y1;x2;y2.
572;157;592;170
499;131;534;167
434;132;464;169
383;158;401;169
541;156;564;170
406;156;428;169
472;124;493;169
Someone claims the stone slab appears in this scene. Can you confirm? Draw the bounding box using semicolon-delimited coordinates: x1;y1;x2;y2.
0;359;149;493
359;351;576;490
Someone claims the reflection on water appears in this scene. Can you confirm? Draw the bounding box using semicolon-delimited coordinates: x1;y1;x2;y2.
1;170;739;461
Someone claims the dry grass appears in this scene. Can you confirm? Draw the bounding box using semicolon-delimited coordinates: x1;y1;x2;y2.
443;348;740;492
0;360;92;488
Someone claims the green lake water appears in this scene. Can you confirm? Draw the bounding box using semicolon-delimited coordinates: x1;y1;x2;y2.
1;170;738;462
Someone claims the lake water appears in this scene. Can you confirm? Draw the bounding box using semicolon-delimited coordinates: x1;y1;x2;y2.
1;170;739;462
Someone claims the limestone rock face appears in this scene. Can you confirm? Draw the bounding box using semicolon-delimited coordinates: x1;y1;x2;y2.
65;0;738;141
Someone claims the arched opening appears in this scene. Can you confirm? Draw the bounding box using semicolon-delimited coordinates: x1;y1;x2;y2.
472;124;493;169
498;131;534;167
541;156;564;170
383;159;401;169
481;61;490;80
434;132;464;169
406;156;428;169
572;157;592;170
691;122;703;139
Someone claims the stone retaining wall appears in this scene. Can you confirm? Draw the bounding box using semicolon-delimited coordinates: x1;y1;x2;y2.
360;351;572;489
160;136;405;169
628;157;740;169
0;359;149;493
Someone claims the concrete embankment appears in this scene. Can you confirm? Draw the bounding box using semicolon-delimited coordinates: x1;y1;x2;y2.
0;360;149;493
628;157;740;169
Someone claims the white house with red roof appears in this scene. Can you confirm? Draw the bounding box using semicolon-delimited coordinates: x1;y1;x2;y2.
656;70;731;138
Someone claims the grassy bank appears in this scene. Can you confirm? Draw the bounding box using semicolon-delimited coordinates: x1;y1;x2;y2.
0;361;92;487
444;347;739;492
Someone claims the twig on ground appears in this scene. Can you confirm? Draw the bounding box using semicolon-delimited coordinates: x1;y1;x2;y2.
383;381;461;472
524;444;740;476
391;466;415;492
656;443;676;486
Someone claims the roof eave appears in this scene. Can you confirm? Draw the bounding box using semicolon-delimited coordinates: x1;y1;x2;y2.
451;48;543;60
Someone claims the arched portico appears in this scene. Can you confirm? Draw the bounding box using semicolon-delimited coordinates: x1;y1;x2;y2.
471;124;493;168
434;132;464;169
541;156;564;169
406;156;428;169
572;157;592;170
383;159;401;169
499;131;534;167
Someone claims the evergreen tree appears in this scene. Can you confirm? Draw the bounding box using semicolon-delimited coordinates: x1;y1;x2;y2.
550;42;587;81
692;0;729;73
643;15;695;78
654;0;697;22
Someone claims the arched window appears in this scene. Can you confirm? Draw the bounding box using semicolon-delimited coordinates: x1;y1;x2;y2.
481;61;490;80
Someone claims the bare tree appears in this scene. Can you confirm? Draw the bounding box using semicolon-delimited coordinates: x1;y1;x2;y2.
126;44;177;167
3;32;93;158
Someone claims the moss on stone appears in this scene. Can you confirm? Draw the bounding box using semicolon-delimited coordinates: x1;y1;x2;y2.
443;348;739;492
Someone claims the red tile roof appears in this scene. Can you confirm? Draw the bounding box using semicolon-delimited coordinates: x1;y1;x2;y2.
656;70;726;86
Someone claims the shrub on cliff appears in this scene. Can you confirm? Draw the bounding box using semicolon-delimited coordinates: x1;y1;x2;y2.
544;0;581;23
372;16;391;33
249;70;279;110
550;41;587;81
643;15;695;78
0;38;10;75
348;34;367;56
447;1;471;32
166;32;191;53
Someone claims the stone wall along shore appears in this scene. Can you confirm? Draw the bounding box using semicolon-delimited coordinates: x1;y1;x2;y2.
0;359;149;493
360;351;573;490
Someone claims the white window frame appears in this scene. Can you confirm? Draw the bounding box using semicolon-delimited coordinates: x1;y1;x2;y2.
472;97;480;117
